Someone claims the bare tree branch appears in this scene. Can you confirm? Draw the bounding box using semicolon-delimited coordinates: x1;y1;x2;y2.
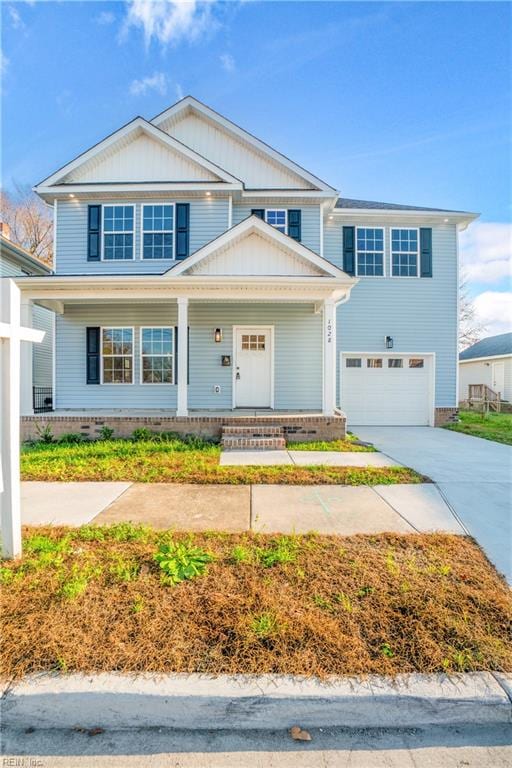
0;182;53;267
459;269;486;349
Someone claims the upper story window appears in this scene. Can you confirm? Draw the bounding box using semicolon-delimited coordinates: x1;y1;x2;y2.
103;206;134;261
101;327;133;384
356;228;384;276
391;229;419;277
142;205;174;260
265;209;287;234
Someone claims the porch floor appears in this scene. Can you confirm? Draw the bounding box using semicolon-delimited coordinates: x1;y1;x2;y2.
34;409;325;418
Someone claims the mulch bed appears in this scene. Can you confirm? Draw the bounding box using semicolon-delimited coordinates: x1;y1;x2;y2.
2;527;510;680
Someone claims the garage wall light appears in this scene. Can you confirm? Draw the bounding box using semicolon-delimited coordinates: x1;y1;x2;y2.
385;336;394;349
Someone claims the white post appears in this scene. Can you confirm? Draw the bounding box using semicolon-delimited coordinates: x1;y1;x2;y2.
322;298;336;415
0;280;44;559
177;297;188;417
20;298;33;415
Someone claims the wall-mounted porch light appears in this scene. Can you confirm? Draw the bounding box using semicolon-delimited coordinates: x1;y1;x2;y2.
214;328;223;343
385;335;394;349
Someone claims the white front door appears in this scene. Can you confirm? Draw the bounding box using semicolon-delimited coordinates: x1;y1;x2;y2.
234;327;272;408
492;362;505;396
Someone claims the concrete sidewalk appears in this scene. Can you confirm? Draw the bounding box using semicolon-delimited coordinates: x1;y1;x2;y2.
22;481;465;535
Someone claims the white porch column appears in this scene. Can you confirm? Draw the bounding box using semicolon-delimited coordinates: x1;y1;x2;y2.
322;298;337;415
20;298;33;416
177;297;188;416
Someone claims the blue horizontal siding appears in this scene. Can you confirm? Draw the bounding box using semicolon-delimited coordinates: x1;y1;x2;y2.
32;306;54;387
336;224;458;407
56;198;229;275
55;302;322;411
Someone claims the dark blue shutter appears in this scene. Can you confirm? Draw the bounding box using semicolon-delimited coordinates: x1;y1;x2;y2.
86;327;100;384
175;203;190;260
343;226;355;276
287;209;301;241
420;228;432;277
251;209;265;220
87;205;101;261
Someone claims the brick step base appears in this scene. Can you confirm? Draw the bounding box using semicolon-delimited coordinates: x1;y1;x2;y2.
222;425;284;438
221;436;287;450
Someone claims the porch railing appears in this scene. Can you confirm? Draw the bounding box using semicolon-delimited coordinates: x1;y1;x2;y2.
33;386;53;414
467;384;501;413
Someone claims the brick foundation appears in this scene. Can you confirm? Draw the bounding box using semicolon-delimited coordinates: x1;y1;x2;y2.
434;407;459;426
20;413;346;443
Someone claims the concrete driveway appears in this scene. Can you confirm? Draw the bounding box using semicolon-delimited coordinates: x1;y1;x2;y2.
354;426;512;583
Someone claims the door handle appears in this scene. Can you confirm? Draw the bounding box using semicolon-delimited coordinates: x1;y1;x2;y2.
236;367;240;380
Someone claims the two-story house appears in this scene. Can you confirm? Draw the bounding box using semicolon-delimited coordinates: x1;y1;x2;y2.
16;96;477;443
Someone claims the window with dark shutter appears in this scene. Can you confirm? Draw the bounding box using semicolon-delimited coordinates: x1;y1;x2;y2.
287;209;301;241
342;226;355;276
420;228;433;277
175;203;190;260
87;205;101;261
86;327;100;384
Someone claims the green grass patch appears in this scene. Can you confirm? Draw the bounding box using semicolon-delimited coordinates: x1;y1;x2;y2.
289;435;376;452
2;526;511;679
21;437;420;485
444;410;512;445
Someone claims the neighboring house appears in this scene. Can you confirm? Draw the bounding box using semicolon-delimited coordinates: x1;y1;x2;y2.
459;333;512;403
15;96;477;441
0;229;54;412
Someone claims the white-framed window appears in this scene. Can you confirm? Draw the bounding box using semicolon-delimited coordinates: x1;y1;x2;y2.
356;227;384;276
142;204;174;260
101;327;134;384
367;358;383;368
409;358;425;368
140;327;174;384
388;358;403;368
103;205;134;261
346;358;362;368
241;333;266;351
391;228;419;277
265;209;287;234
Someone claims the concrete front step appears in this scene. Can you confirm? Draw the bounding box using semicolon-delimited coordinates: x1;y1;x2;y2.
222;436;287;451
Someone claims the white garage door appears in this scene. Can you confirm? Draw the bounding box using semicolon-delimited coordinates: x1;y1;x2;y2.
341;354;433;426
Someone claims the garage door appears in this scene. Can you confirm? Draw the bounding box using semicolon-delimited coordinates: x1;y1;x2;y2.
341;354;432;426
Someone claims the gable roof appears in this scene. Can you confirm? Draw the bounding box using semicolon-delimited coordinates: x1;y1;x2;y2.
166;215;352;280
34;116;241;191
151;96;337;195
459;333;512;361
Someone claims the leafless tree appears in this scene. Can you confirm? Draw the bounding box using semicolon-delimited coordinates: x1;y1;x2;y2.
459;270;486;349
0;183;53;267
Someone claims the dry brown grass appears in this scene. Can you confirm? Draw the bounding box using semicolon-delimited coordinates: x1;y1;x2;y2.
2;526;511;680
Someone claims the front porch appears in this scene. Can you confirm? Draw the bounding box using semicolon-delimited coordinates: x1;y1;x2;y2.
20;409;346;443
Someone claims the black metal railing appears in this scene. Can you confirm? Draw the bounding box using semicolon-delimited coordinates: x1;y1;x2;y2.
33;387;53;413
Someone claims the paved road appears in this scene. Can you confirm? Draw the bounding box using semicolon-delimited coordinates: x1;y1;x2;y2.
3;724;511;767
355;426;512;582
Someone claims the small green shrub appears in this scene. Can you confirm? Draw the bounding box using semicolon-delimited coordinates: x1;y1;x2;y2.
57;433;85;445
380;642;394;658
73;525;106;542
58;564;101;600
132;427;153;442
230;545;252;564
25;534;71;555
107;522;151;543
108;555;140;583
251;612;279;639
154;539;213;585
0;566;15;585
132;595;145;614
98;425;115;440
256;536;297;568
35;422;54;444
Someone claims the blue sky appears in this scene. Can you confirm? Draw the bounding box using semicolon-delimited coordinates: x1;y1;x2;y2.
2;1;510;332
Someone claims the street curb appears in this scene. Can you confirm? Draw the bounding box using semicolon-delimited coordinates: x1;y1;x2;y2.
1;672;511;730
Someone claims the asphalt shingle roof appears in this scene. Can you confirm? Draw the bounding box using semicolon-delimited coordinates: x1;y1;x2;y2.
459;332;512;361
335;197;468;213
